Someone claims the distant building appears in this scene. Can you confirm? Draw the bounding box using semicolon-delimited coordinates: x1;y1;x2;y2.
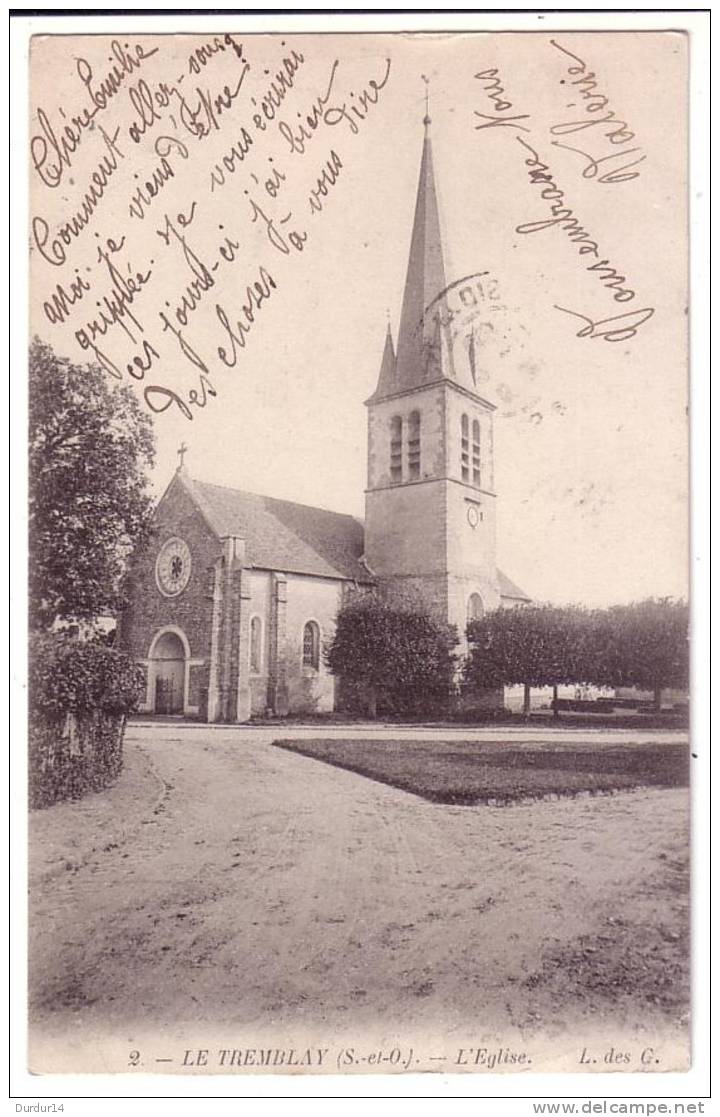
120;113;529;721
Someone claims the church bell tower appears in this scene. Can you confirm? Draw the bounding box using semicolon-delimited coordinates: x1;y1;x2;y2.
363;109;501;639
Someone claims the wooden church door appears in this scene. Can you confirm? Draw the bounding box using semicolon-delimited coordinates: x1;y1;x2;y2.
152;632;186;715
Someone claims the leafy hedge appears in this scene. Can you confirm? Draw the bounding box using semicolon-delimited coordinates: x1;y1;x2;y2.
326;596;458;716
29;633;144;808
29;632;143;716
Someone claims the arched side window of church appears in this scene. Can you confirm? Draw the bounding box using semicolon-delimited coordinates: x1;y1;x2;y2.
390;416;403;483
467;593;484;623
408;410;421;480
249;616;262;674
302;620;320;670
461;413;469;481
472;419;481;486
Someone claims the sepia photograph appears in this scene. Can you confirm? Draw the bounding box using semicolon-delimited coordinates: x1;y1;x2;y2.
15;11;707;1096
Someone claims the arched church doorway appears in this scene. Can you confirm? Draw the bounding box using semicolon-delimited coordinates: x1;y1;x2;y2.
467;593;484;623
150;630;187;715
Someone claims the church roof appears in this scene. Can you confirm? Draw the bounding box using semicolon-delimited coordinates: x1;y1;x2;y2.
174;472;527;600
497;569;532;602
181;474;371;583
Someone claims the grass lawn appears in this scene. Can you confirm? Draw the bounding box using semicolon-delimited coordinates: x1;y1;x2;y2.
273;738;689;805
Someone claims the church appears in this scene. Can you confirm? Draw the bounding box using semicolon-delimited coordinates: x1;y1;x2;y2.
120;111;530;721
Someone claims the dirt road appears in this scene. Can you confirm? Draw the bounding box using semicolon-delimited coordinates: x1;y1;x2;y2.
28;725;690;1075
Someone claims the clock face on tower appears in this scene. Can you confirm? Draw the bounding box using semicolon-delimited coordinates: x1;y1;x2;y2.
155;537;192;597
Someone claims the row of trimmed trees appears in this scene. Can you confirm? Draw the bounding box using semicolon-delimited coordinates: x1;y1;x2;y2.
326;596;689;718
465;599;689;715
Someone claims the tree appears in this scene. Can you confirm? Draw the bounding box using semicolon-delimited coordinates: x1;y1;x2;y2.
465;604;592;716
326;595;458;717
586;598;689;709
28;337;155;630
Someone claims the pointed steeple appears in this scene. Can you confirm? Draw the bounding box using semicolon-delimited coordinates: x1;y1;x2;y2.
392;109;452;394
372;321;397;400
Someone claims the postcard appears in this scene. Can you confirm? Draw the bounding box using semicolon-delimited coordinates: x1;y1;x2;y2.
18;13;705;1094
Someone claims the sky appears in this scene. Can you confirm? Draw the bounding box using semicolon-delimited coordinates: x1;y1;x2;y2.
27;25;689;607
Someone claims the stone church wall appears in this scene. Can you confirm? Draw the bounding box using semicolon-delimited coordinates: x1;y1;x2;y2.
446;485;497;583
119;479;219;715
365;479;447;581
247;569;272;716
284;574;343;714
